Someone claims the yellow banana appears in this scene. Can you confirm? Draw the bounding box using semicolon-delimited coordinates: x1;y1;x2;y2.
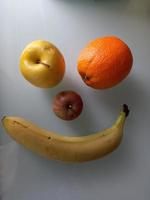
1;105;129;163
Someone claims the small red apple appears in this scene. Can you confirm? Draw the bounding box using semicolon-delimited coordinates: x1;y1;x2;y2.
53;91;83;120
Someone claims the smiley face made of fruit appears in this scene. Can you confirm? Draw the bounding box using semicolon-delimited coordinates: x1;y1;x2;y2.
2;36;133;162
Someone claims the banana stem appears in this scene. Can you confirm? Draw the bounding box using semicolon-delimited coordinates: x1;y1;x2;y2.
123;104;130;117
115;104;130;127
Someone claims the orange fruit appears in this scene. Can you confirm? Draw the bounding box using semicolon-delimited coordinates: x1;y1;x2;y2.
77;36;133;89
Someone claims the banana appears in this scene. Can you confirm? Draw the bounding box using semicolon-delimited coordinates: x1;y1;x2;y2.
1;105;129;163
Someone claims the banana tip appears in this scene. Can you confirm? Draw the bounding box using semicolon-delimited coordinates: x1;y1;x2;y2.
123;104;130;117
1;116;6;123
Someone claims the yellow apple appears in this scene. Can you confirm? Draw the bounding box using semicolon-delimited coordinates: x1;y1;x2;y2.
19;40;65;88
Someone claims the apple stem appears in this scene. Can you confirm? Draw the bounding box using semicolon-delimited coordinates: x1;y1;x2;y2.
36;60;50;68
41;62;50;68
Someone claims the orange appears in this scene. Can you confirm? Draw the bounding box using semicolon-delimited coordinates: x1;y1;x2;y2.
77;36;133;89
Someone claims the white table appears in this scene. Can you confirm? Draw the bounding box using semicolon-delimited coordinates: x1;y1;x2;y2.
0;0;150;199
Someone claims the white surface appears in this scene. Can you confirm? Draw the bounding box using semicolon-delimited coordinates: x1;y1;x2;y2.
0;0;150;199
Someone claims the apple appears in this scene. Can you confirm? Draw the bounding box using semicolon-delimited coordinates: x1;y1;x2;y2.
19;40;65;88
53;91;83;120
